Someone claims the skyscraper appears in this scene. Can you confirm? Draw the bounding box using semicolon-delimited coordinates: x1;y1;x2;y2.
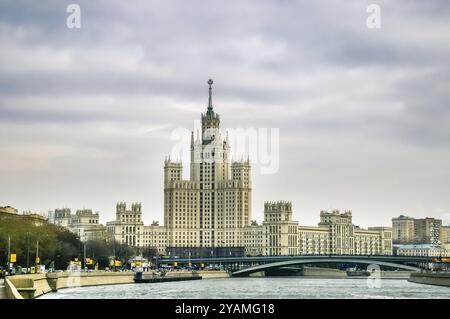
164;79;252;251
103;80;392;258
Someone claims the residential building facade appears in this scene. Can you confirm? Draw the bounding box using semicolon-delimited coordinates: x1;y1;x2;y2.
392;215;443;245
414;217;442;245
239;204;392;256
263;201;298;256
70;209;100;242
52;207;107;242
394;244;448;257
106;202;145;247
441;226;450;244
143;221;167;255
392;215;415;244
53;208;72;228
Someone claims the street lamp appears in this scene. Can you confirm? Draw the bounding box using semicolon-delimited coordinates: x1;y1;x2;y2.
26;232;30;273
153;256;159;270
188;249;192;269
112;244;116;272
6;235;11;277
35;239;39;273
83;242;86;271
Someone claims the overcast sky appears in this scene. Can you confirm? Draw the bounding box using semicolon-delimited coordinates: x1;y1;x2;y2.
1;0;449;228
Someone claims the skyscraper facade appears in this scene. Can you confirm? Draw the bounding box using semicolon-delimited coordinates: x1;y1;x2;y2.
164;79;251;250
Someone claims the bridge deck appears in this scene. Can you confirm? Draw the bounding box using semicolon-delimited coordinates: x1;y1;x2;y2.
159;255;432;264
230;257;422;276
157;255;429;276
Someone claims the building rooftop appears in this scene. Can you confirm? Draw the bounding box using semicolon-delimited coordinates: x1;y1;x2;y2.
394;244;443;249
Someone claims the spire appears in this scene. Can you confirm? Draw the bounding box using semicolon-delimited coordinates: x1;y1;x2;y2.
190;131;194;149
202;78;220;129
207;78;213;111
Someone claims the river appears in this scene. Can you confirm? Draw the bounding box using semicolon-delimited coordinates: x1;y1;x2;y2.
39;277;449;299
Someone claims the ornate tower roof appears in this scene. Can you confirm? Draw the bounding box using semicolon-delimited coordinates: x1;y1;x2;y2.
204;78;218;120
201;78;220;141
207;79;213;112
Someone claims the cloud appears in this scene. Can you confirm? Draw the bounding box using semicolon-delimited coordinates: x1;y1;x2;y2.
0;0;449;226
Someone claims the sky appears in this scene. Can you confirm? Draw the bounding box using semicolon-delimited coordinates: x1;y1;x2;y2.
1;0;450;228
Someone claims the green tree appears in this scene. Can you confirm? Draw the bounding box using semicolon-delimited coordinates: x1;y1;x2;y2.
1;213;143;271
0;214;82;270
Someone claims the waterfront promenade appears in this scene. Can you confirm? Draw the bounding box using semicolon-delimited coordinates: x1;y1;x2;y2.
3;271;135;299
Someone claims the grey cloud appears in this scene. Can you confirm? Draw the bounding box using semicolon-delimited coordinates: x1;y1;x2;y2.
1;0;449;226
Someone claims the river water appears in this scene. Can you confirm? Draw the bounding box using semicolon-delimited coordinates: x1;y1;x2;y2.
39;278;449;299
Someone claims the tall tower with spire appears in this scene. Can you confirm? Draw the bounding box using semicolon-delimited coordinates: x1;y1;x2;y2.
164;79;252;250
201;79;220;137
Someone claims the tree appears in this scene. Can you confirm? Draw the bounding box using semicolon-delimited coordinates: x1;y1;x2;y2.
0;214;82;270
142;247;158;260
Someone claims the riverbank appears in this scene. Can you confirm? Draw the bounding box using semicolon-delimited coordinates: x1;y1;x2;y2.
2;270;230;299
5;272;135;299
408;272;450;287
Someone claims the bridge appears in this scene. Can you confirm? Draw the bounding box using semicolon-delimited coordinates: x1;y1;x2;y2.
231;256;422;276
159;255;433;276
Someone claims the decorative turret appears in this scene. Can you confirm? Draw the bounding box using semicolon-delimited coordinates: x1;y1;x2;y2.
116;202;126;213
264;201;293;222
116;202;142;217
131;202;142;213
264;201;293;213
164;157;183;186
319;209;353;226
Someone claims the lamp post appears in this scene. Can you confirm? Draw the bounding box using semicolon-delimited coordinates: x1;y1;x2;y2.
83;243;86;271
26;232;30;273
188;249;191;268
112;242;116;272
7;235;11;276
33;239;39;273
153;256;159;270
